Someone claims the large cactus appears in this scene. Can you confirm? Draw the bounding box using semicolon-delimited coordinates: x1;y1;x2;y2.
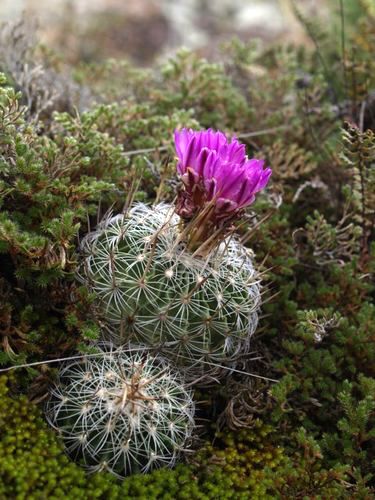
80;128;271;379
46;343;195;478
80;203;261;378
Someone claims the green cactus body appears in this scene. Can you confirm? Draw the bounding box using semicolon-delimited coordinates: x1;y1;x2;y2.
80;204;261;378
46;344;195;478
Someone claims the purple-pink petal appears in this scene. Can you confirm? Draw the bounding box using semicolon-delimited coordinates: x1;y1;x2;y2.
257;168;273;190
174;129;190;159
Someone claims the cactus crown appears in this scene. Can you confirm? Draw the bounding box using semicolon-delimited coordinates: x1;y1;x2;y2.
46;344;195;478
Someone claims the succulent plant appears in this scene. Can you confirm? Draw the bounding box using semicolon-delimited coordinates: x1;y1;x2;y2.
79;128;270;379
46;343;195;478
79;203;261;379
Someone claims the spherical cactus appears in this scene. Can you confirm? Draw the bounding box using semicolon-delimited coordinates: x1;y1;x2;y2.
46;343;195;478
79;203;261;379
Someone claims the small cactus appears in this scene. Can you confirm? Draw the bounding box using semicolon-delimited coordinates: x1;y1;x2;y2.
79;203;261;379
46;344;195;478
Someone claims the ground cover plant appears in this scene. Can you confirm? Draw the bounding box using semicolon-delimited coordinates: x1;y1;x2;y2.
0;2;374;498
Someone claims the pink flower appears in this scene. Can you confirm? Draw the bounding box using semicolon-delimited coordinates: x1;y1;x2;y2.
174;128;271;221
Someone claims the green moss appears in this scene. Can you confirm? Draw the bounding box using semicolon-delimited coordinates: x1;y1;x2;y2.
0;381;350;499
0;375;118;499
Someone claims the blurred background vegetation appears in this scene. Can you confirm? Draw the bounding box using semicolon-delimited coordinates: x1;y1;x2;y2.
0;0;342;64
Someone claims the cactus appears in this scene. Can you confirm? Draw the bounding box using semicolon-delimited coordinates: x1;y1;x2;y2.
79;203;261;378
46;343;195;478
